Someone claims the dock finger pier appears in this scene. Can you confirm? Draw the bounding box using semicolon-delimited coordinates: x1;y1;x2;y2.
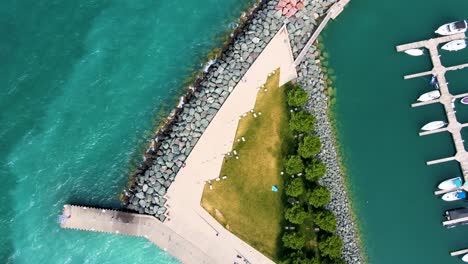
396;31;468;261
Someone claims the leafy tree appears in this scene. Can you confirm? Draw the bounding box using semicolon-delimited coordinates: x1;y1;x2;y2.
298;135;321;158
282;232;306;250
284;155;304;175
289;111;316;133
318;235;343;259
307;185;331;208
285;205;309;224
290;256;319;264
295;258;320;264
286;178;305;197
312;210;336;232
287;84;308;107
280;250;322;264
304;159;327;182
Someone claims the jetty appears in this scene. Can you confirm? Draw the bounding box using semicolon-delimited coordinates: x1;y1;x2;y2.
397;32;468;259
59;205;214;263
58;1;353;263
59;25;297;264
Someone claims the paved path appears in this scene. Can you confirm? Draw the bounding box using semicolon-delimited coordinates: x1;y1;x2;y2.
163;25;297;264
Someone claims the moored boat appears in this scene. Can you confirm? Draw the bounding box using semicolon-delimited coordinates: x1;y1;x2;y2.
421;121;446;131
404;48;424;56
435;20;468;35
417;90;440;102
438;177;463;190
442;190;466;201
462;253;468;262
461;97;468;105
442;39;467;51
444;207;468;228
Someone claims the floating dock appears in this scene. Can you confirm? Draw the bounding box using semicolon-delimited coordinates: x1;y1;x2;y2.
397;32;468;260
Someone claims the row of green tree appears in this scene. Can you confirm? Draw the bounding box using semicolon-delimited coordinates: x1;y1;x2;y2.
279;84;343;264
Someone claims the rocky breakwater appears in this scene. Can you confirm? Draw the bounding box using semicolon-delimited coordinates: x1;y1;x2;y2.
296;46;363;263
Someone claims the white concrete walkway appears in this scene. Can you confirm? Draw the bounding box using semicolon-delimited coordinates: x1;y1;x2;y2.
164;25;297;264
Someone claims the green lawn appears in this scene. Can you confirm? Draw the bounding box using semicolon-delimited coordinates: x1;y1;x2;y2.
298;216;318;253
201;70;295;260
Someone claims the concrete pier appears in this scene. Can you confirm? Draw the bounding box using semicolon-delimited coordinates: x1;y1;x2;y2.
59;205;214;263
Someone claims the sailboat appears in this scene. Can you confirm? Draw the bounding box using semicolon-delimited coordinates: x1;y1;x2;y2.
417;90;440;102
442;39;466;51
421;121;446;131
404;48;424;56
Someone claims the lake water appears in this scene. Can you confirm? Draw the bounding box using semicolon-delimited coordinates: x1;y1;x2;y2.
0;0;251;263
323;0;468;263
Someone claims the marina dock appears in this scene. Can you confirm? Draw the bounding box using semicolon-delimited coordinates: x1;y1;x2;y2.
397;32;468;260
397;33;468;177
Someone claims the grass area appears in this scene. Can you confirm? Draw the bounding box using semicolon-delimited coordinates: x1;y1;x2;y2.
201;70;295;260
298;214;318;253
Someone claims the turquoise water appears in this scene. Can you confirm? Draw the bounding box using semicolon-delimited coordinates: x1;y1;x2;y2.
0;0;250;263
323;0;468;263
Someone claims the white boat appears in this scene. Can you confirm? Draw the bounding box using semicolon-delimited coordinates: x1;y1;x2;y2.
404;48;424;56
438;177;463;190
442;39;467;51
442;190;466;201
462;97;468;105
417;90;440;102
421;121;446;131
463;253;468;262
435;20;468;35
